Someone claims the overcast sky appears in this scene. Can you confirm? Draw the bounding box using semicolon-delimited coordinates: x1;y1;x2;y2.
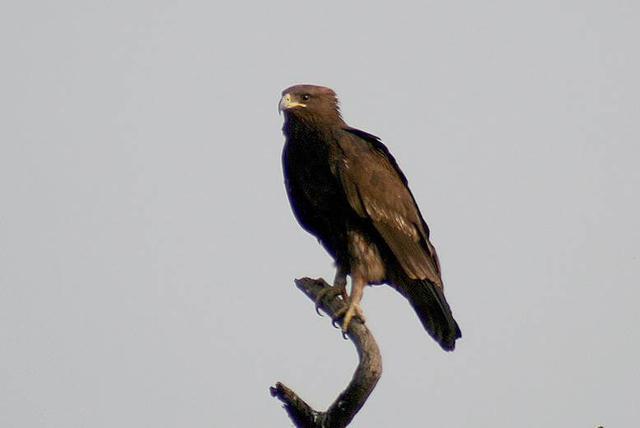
1;1;639;427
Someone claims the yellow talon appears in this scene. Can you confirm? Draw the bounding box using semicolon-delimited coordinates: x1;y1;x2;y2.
340;302;366;332
314;284;346;315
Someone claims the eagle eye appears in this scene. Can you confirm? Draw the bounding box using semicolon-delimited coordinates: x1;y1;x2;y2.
301;94;311;101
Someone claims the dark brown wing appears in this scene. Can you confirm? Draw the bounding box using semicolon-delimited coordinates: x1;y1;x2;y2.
337;128;442;286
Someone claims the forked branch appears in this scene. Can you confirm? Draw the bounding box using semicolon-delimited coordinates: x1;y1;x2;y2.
270;277;383;428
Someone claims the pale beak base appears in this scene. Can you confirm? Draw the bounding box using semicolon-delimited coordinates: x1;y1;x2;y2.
279;93;306;113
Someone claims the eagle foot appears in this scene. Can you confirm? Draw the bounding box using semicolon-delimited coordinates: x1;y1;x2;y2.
332;302;366;333
314;284;347;316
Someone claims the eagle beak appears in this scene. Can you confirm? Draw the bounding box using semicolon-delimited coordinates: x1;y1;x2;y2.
279;93;306;113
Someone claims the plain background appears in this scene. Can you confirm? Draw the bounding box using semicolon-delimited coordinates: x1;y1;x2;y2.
1;1;639;427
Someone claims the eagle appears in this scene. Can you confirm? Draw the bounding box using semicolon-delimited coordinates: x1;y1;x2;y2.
279;85;461;351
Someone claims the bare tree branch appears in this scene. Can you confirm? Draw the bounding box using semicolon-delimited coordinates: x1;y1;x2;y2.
270;277;383;428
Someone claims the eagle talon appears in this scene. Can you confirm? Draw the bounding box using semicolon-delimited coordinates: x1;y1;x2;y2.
314;284;346;316
330;306;348;330
331;317;341;329
329;309;354;338
331;302;366;333
341;303;366;332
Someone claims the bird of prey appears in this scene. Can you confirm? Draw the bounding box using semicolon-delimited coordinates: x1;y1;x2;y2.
279;84;461;351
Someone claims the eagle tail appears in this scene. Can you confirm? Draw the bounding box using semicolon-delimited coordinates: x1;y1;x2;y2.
401;279;461;351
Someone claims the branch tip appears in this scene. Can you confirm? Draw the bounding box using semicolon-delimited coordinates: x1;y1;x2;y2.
271;277;382;428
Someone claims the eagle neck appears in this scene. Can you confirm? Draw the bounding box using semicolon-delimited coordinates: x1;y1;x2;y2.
283;114;345;143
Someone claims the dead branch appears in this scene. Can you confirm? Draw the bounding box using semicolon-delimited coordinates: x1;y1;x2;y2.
270;277;383;428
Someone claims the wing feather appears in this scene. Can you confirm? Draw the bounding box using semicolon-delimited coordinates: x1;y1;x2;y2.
337;129;442;285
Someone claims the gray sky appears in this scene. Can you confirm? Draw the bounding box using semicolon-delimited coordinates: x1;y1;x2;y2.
1;1;639;427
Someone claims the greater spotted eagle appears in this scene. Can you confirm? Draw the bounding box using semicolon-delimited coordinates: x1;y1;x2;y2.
279;85;461;351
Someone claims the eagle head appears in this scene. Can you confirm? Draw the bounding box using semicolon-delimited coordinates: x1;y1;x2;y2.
279;84;342;124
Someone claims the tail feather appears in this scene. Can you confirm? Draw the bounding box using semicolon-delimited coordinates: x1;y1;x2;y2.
399;279;461;351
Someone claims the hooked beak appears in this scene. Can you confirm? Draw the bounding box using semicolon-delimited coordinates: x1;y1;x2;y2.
278;93;306;114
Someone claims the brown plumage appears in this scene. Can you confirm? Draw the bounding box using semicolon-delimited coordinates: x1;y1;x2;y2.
279;84;461;351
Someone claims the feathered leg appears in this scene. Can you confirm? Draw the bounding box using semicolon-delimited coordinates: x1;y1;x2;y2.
340;273;366;332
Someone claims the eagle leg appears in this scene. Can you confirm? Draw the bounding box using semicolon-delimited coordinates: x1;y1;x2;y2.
314;266;348;315
339;274;366;332
333;266;349;298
